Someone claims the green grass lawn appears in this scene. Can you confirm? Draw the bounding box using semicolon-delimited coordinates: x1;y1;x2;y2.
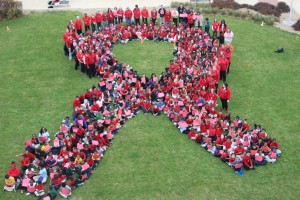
0;11;300;200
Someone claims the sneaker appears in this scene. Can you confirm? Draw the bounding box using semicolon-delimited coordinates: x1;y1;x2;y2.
26;193;31;196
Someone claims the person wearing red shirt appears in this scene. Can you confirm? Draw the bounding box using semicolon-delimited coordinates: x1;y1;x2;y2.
107;8;114;25
218;52;229;81
187;11;195;28
124;7;133;25
243;152;255;170
211;19;220;38
20;155;30;171
8;162;21;183
74;16;83;35
76;49;85;73
91;14;96;32
62;28;70;57
95;11;103;29
83;13;91;33
151;8;157;25
234;143;245;156
133;5;141;25
141;7;149;25
164;9;172;28
218;82;231;112
117;7;124;24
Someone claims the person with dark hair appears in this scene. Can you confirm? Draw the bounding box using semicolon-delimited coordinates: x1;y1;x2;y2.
158;5;166;25
218;20;227;44
204;18;210;34
218;51;229;81
107;8;114;25
83;13;91;33
133;5;141;25
177;4;185;23
151;7;157;25
60;182;72;199
141;7;149;25
3;174;16;192
218;82;231;112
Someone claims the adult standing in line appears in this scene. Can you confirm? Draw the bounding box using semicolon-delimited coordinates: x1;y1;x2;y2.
95;11;103;30
204;18;210;34
83;13;91;33
141;7;149;25
212;19;220;38
171;8;179;27
62;28;70;57
218;20;228;45
133;5;141;25
158;5;166;25
195;12;203;29
74;16;82;35
224;28;234;44
91;14;96;32
124;7;133;25
218;82;231;112
177;4;185;23
151;7;157;25
117;7;124;25
218;51;229;82
113;7;118;25
165;9;172;28
107;8;115;25
187;11;195;28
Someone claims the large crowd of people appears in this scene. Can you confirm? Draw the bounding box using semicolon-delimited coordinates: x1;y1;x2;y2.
4;4;280;198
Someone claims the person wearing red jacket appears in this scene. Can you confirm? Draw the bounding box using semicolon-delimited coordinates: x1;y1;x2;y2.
83;13;90;33
95;11;102;30
8;162;21;180
218;52;229;81
85;51;92;79
133;5;141;25
117;7;124;24
91;14;96;32
124;7;133;25
20;155;30;171
141;7;149;25
211;19;220;38
224;46;232;74
74;16;83;35
218;82;231;112
164;9;172;28
62;28;70;57
89;50;96;77
243;152;255;170
107;8;114;25
151;8;157;25
187;11;195;28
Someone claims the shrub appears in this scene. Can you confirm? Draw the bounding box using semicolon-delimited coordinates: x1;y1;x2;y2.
276;2;290;13
292;19;300;31
0;0;22;19
253;2;281;17
212;0;239;9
